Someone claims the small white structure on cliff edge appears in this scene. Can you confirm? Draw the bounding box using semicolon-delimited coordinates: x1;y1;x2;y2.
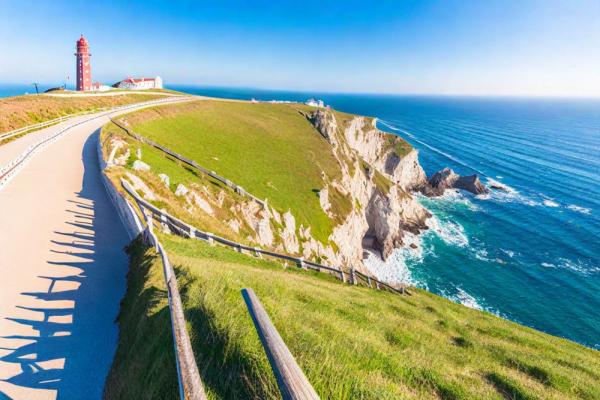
305;98;325;108
115;76;163;90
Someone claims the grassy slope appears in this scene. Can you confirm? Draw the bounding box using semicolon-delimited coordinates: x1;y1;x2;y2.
106;235;600;400
121;100;343;243
0;92;173;134
101;122;262;245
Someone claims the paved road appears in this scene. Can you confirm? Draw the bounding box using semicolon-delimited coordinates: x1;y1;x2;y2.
0;99;190;399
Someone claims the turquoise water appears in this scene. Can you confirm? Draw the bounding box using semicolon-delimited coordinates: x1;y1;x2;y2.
2;85;598;349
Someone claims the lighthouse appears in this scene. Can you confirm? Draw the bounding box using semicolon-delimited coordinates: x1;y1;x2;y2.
75;35;92;91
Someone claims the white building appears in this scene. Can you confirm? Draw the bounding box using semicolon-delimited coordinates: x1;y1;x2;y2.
115;76;163;90
90;82;112;92
305;98;325;108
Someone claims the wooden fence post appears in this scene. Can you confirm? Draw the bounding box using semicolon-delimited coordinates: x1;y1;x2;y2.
351;267;357;285
241;288;320;400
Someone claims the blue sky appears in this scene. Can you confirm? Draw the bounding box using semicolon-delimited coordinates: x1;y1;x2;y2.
1;0;599;96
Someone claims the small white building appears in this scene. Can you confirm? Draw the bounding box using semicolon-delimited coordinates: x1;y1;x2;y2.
90;82;112;92
305;98;325;108
115;76;163;90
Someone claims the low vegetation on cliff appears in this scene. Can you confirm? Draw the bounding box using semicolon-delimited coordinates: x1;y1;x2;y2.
105;235;600;399
0;91;176;134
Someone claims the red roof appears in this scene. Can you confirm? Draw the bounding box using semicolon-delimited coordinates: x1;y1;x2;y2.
77;34;88;46
122;77;157;84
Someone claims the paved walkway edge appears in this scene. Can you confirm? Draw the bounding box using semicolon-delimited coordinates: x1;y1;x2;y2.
96;131;143;240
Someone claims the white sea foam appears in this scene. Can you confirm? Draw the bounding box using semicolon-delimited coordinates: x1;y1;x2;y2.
541;259;599;275
426;215;469;248
543;199;560;208
482;178;543;207
474;248;490;262
378;120;400;132
501;249;515;258
486;178;516;194
455;288;484;310
363;237;424;286
567;204;592;215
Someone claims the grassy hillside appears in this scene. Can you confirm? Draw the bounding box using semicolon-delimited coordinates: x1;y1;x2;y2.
106;235;600;400
0;92;176;134
117;100;347;243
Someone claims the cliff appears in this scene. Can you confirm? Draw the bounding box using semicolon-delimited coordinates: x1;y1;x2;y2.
307;109;430;268
102;101;432;277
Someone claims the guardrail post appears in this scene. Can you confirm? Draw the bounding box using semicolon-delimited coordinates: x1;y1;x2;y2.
376;281;380;290
351;267;357;285
296;258;306;269
339;270;346;283
241;288;320;400
206;233;215;246
189;225;196;239
254;247;262;258
367;276;372;288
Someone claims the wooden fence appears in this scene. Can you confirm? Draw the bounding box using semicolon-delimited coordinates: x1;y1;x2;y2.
142;211;208;400
110;118;267;207
0;97;189;191
242;288;320;400
121;178;406;296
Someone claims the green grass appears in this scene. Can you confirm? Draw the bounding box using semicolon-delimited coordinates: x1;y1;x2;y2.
106;235;600;399
119;100;343;243
101;122;263;245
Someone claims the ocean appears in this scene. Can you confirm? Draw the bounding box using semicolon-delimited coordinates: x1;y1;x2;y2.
2;84;599;349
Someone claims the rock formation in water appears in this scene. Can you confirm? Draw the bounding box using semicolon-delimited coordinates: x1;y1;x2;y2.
422;167;489;196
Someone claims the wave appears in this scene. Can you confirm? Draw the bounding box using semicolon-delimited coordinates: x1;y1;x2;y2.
425;215;469;248
378;120;488;177
418;190;480;212
543;199;560;208
454;288;484;310
363;234;425;286
567;204;592;215
541;258;600;276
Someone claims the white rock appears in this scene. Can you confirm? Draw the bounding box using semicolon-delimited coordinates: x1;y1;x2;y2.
159;173;170;188
136;148;142;159
125;172;157;201
132;160;150;171
227;219;241;233
175;183;189;197
281;211;300;253
191;192;213;215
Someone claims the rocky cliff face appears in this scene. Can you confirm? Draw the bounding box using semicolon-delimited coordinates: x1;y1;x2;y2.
338;114;428;191
308;110;431;269
111;109;433;276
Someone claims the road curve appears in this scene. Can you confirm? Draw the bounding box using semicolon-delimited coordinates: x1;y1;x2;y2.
0;98;191;399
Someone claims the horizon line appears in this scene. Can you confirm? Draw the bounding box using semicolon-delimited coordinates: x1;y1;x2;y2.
1;81;599;100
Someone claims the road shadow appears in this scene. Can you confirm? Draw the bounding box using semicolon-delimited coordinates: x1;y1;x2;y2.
0;130;129;399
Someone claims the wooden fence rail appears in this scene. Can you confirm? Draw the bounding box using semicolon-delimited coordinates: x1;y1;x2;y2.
241;288;320;400
143;211;208;400
121;178;406;296
110;118;267;208
0;97;189;191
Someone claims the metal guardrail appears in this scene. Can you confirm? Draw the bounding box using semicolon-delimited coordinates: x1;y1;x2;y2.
241;288;320;400
121;178;406;296
0;97;189;190
142;212;207;400
110;118;267;208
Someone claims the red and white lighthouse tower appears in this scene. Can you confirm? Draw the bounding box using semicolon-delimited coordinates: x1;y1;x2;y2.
75;35;92;91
